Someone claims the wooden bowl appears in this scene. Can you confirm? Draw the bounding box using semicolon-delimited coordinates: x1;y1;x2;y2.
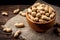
26;13;56;33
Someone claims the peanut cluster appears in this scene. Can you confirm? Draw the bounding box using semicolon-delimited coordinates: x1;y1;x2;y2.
27;3;56;23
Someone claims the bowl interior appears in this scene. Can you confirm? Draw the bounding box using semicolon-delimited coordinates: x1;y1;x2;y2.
26;13;56;24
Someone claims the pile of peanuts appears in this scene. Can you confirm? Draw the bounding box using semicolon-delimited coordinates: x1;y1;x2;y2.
27;3;56;23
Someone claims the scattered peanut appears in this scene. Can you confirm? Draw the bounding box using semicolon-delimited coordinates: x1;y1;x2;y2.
14;30;21;38
19;11;26;17
2;12;8;16
21;13;26;17
14;23;24;28
13;9;20;14
3;27;12;33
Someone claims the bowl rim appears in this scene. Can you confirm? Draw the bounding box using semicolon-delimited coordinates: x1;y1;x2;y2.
26;13;56;24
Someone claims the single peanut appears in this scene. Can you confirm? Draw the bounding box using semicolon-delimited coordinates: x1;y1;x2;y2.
14;23;24;28
19;11;26;17
45;13;50;17
36;13;41;18
40;4;45;7
31;6;37;11
49;7;52;13
14;30;21;38
2;12;8;16
13;9;20;14
3;27;12;32
44;5;49;12
49;6;55;12
19;11;23;15
21;13;26;17
50;12;55;19
37;6;44;10
33;17;39;22
27;8;32;13
39;19;45;23
41;15;51;20
31;12;36;17
40;11;45;14
37;9;40;12
28;14;34;21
